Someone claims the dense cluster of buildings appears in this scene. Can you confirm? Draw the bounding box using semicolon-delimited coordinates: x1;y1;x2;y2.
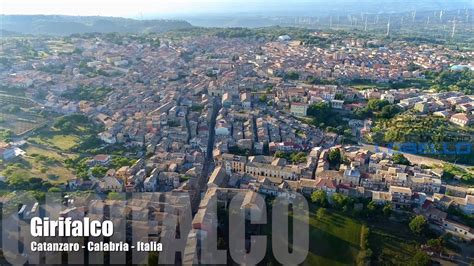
0;31;473;258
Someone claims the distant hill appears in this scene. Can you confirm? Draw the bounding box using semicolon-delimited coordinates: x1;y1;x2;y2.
0;15;193;36
0;29;21;37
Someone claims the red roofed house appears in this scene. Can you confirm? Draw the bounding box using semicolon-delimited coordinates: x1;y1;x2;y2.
315;178;337;195
89;154;111;166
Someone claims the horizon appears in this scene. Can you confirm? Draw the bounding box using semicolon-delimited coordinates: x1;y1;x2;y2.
1;0;472;19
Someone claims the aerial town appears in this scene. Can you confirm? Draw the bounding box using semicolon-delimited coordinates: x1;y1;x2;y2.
0;21;473;265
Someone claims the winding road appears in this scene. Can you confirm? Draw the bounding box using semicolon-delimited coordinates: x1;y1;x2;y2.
360;143;472;169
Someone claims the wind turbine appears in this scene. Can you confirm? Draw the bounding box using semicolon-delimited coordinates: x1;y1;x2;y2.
386;17;391;36
451;19;456;38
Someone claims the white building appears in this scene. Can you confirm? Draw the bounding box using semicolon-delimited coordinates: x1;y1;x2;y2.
381;93;395;104
331;99;344;109
443;219;474;241
450;113;472;127
278;35;291;42
144;175;157;192
290;103;308;116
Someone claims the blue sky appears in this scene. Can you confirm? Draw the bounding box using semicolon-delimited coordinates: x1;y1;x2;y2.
1;0;470;18
1;0;290;17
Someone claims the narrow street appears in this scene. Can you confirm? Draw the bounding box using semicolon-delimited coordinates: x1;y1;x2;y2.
185;107;191;144
191;97;220;213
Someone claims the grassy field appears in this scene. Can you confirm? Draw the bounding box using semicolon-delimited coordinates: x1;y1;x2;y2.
0;145;76;184
365;213;436;265
369;228;418;265
352;84;389;90
28;114;102;152
25;145;76;160
29;131;81;151
304;210;363;265
259;200;435;265
262;204;363;265
0;112;47;135
350;78;433;91
25;145;75;183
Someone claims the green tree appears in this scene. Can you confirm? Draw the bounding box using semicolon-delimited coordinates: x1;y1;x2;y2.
91;166;108;178
355;107;373;119
408;251;430;266
290;152;307;164
382;204;392;217
316;208;327;220
306;102;346;131
409;215;427;235
0;129;13;142
331;193;351;210
367;99;389;112
111;156;135;169
335;93;344;100
48;187;62;193
343;129;353;137
426;237;444;254
285;71;299;80
367;201;379;216
274;151;286;159
328;148;342;169
393;154;411;165
6;173;29;190
379;105;401;119
107;192;123;200
311;190;328;207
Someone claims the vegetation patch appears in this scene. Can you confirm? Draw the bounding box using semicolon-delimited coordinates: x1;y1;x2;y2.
29;114;103;152
369;115;474;164
61;85;112;102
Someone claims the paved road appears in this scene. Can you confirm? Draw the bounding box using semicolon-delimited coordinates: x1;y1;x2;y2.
191;97;220;213
360;143;472;169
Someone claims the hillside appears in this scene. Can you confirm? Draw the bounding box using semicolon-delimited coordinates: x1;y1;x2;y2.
0;15;193;36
